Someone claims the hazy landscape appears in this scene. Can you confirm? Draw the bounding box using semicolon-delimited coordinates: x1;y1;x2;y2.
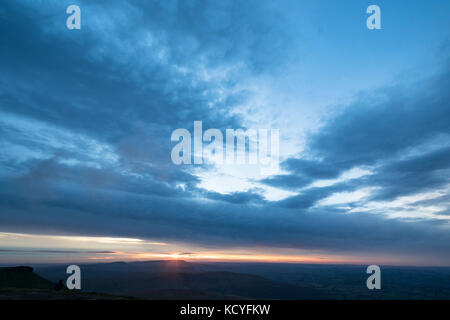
1;1;450;307
1;261;450;300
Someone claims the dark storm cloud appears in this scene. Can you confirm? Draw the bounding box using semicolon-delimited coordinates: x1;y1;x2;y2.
0;0;242;163
266;61;450;206
0;0;295;137
274;182;354;209
282;158;342;180
0;0;297;239
261;158;344;190
308;67;450;169
204;190;266;204
1;156;449;259
261;174;312;190
368;146;450;201
1;168;450;260
127;0;296;72
0;0;297;180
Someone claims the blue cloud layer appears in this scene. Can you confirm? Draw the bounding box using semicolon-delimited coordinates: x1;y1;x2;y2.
0;0;449;263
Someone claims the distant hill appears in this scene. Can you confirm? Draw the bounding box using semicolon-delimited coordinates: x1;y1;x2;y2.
142;271;327;299
34;260;450;300
35;260;329;299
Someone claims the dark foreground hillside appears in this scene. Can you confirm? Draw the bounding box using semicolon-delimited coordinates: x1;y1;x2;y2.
0;266;133;300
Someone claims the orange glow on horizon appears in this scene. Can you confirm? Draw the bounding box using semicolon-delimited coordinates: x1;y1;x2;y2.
2;232;431;266
86;251;371;265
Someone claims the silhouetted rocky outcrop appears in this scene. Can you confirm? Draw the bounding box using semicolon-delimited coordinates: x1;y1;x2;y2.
0;266;133;299
0;266;53;289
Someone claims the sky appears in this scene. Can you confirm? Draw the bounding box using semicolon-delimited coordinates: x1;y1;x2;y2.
0;0;450;266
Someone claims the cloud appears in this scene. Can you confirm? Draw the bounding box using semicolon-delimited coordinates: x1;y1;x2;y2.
368;145;450;201
1;171;450;262
204;190;266;204
266;60;450;210
0;0;449;264
261;158;344;191
308;64;450;171
1;155;450;262
0;249;116;254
